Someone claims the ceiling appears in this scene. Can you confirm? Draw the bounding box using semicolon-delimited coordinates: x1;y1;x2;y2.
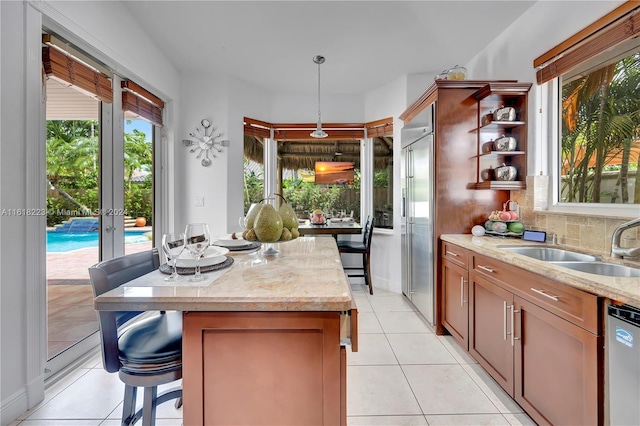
122;1;536;96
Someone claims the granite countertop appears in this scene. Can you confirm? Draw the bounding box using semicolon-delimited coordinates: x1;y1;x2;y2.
441;234;640;308
94;237;352;312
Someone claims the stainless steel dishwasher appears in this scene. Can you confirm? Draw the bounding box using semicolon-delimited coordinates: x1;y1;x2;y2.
608;304;640;426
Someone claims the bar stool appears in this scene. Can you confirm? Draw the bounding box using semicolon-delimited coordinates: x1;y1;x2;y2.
337;216;375;294
89;249;182;426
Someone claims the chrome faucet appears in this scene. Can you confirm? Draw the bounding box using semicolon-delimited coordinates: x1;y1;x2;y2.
611;217;640;259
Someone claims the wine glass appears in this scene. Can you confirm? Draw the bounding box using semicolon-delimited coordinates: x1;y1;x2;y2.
162;233;185;281
184;223;210;282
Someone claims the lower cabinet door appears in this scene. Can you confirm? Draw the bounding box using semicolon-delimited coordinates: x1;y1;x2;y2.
514;296;600;426
442;260;469;349
469;273;514;395
183;311;342;425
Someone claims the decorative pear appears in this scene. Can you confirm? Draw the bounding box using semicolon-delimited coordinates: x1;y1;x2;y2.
244;203;263;229
253;204;283;243
277;197;298;230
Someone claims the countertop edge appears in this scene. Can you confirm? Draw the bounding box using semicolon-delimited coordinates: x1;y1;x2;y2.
441;234;640;308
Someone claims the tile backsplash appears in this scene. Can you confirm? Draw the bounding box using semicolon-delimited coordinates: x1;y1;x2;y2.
510;176;640;258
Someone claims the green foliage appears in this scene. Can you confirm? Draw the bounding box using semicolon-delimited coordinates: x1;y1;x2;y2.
561;52;640;204
46;119;154;224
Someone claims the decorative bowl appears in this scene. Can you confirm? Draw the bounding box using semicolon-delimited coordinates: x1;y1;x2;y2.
493;135;517;151
494;164;517;181
492;106;516;121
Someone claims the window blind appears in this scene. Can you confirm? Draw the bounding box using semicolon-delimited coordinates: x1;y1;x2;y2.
365;117;393;138
121;81;165;127
42;45;113;103
534;2;640;84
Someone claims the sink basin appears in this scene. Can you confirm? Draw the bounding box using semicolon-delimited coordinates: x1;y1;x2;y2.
498;245;600;262
550;261;640;277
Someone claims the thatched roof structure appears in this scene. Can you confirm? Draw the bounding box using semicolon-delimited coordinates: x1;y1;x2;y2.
243;135;393;171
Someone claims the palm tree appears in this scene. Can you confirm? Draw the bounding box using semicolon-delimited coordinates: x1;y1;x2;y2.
562;53;640;203
47;120;99;214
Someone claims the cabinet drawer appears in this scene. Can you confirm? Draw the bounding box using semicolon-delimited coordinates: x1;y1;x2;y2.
517;275;599;334
442;241;468;268
472;253;519;289
472;253;600;334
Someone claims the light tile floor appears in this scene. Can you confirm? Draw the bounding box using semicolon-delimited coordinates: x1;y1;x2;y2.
12;284;536;426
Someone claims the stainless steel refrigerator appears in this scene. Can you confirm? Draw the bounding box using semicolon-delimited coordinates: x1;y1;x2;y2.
401;122;434;324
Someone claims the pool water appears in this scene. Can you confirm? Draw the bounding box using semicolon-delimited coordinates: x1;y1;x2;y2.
47;230;150;253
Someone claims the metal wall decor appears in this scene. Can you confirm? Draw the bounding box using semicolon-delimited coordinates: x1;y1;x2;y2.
182;119;230;167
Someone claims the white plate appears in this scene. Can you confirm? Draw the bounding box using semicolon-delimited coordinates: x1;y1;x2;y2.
176;246;229;267
213;239;252;248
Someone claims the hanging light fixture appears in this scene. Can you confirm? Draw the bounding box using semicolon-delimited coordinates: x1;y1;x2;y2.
310;55;328;138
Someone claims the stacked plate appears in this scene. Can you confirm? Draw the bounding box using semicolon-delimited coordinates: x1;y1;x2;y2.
175;246;229;268
212;239;261;253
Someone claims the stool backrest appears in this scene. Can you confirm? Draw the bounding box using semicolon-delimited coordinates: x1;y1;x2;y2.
89;248;160;373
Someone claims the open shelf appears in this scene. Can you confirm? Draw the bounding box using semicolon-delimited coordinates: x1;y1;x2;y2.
475;181;526;190
472;82;532;190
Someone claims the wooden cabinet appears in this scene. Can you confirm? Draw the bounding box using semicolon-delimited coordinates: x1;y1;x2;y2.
441;242;470;349
514;296;600;425
183;307;358;425
469;272;515;393
472;82;532;190
468;253;602;425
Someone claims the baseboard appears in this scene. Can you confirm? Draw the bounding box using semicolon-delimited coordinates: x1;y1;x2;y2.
0;388;28;426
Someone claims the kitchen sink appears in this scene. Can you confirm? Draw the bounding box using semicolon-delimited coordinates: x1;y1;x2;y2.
498;245;601;262
550;261;640;277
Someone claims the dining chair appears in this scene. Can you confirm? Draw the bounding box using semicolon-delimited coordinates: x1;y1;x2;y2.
89;248;182;426
337;216;375;294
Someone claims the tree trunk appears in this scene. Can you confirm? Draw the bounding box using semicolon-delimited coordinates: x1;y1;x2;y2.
50;181;92;216
620;139;630;203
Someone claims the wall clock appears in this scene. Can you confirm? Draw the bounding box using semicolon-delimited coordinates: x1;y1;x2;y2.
182;119;230;167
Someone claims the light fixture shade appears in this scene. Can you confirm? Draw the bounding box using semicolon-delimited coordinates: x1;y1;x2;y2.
311;55;328;139
310;120;328;138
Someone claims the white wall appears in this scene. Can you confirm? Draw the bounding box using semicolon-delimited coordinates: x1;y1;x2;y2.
1;2;29;422
361;76;409;293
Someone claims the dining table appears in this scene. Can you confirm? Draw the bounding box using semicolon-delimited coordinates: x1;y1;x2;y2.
297;219;362;240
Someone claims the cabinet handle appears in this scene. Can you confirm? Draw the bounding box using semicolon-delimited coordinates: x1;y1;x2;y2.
503;301;508;341
446;250;459;257
511;306;521;346
530;288;559;302
460;277;467;307
477;265;495;273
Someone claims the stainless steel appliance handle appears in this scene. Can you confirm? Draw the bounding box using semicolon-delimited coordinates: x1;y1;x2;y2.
530;288;559;302
477;265;495;273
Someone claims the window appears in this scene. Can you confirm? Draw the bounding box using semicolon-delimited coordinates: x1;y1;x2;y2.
372;136;393;228
535;2;640;210
560;44;640;204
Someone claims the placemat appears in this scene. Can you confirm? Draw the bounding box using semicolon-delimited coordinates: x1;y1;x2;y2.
160;256;234;275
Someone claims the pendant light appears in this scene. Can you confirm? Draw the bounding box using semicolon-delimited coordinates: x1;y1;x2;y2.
310;55;328;138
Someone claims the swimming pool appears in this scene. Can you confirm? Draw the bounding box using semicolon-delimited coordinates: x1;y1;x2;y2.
47;230;151;253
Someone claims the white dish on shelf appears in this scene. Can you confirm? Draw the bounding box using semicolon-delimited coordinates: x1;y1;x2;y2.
176;246;229;267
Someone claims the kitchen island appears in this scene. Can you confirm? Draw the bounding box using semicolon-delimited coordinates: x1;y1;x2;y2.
94;237;357;426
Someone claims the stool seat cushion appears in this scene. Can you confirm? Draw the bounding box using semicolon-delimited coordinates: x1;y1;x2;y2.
337;241;367;252
118;311;182;366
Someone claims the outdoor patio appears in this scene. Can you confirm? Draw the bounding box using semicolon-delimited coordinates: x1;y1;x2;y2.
46;239;153;358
